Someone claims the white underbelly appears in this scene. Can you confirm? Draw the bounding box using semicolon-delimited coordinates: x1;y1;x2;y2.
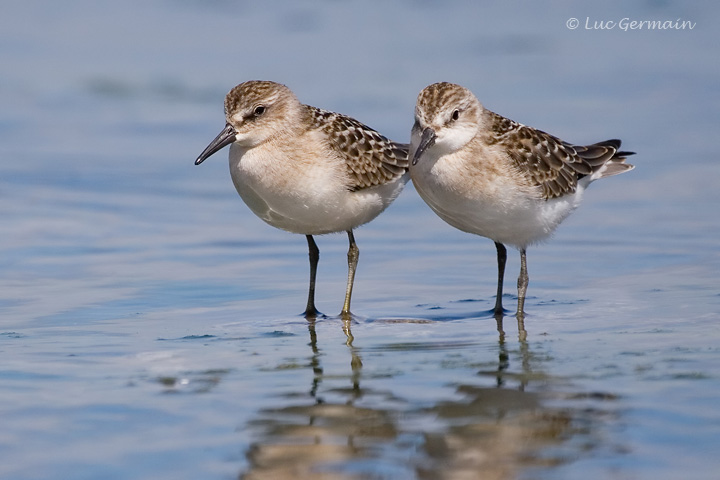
230;145;408;235
235;177;407;235
414;174;583;248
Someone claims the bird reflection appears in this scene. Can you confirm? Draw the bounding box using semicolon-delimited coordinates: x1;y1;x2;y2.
240;316;608;479
241;318;395;480
419;332;570;478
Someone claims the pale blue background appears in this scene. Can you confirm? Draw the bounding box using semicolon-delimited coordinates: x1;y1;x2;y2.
1;1;718;479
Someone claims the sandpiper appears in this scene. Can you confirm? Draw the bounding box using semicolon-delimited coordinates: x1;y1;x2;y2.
409;82;634;319
196;81;409;317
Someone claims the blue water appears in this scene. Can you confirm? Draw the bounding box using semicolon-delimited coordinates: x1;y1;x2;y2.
2;1;719;479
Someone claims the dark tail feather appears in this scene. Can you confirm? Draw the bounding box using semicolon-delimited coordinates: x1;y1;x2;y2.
578;139;635;179
592;139;635;160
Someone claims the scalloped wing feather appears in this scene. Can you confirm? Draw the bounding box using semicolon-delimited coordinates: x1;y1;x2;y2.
308;107;409;191
488;111;633;199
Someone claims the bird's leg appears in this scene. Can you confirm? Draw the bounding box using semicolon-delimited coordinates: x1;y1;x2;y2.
494;242;507;316
516;248;528;319
304;235;320;318
341;230;359;316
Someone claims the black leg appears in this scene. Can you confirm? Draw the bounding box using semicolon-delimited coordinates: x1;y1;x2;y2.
305;235;319;317
494;242;507;315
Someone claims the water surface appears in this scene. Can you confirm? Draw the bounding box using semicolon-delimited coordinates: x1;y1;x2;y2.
1;1;719;479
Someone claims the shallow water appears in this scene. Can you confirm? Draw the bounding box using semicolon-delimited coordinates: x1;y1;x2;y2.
2;1;719;479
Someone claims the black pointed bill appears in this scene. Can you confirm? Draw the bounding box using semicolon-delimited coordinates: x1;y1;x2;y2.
412;127;437;165
195;123;238;165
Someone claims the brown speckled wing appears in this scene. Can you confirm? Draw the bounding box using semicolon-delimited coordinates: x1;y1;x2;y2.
487;111;624;200
307;106;409;191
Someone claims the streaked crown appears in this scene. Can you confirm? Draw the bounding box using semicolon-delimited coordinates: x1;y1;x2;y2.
415;82;482;129
223;80;305;147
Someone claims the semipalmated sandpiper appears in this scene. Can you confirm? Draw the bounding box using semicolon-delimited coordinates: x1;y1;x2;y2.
410;82;634;320
196;81;409;317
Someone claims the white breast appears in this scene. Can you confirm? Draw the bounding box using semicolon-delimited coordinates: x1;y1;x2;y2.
229;135;407;235
410;149;584;249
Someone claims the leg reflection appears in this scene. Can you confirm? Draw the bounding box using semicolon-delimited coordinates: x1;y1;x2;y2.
241;319;396;479
343;317;363;402
494;302;528;343
306;318;323;401
495;314;509;388
493;312;530;392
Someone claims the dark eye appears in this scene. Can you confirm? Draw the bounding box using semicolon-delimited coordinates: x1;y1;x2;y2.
451;109;460;121
253;105;266;116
